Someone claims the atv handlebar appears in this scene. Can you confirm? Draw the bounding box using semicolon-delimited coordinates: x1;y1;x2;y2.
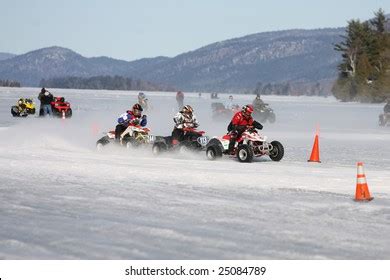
128;124;150;132
246;126;257;133
183;127;205;135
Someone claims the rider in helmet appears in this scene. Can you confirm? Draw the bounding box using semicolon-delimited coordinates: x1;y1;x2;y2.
380;99;390;126
172;105;199;144
176;91;185;109
225;95;234;110
226;104;263;154
252;93;265;110
16;98;28;116
138;92;148;110
115;103;147;140
384;99;390;114
138;92;146;103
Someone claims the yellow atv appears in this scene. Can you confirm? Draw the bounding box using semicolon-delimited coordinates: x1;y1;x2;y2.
11;98;36;117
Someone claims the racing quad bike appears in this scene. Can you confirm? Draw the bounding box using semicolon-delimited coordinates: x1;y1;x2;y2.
253;104;276;123
205;127;284;162
379;113;390;127
211;102;240;121
11;98;36;117
152;127;210;155
138;98;149;111
96;125;156;150
50;97;72;118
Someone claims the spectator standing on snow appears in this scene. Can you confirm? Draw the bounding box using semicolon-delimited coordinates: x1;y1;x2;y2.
38;87;54;116
384;100;390;114
176;91;184;109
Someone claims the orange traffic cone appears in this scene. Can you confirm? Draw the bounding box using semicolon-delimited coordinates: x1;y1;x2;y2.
308;131;321;163
355;162;373;202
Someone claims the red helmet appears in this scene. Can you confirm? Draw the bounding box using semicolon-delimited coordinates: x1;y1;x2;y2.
241;104;254;117
242;104;254;113
132;103;143;117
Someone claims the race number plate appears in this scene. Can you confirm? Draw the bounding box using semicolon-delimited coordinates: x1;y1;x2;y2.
197;136;210;146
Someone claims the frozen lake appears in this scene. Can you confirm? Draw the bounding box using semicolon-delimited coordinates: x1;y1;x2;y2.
0;87;389;259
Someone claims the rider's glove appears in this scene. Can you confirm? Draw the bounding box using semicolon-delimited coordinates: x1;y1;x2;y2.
253;121;263;130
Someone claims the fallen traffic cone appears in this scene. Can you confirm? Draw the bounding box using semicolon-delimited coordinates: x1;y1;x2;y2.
308;130;321;163
355;162;374;202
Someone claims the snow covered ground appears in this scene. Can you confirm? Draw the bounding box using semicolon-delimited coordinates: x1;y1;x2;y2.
0;87;389;259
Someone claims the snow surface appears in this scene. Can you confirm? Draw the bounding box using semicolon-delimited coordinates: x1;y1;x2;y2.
0;87;389;259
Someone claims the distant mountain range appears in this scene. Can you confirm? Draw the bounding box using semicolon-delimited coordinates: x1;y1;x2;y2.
0;52;16;61
0;28;346;92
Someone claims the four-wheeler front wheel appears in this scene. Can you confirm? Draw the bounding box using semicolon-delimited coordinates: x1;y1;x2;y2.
206;139;224;160
269;140;284;161
152;142;167;156
96;136;110;151
65;108;72;118
206;145;223;160
237;144;254;163
11;106;20;117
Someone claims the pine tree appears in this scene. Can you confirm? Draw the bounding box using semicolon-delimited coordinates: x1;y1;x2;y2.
333;9;390;102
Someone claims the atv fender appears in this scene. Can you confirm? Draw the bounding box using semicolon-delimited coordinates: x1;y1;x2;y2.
206;138;225;151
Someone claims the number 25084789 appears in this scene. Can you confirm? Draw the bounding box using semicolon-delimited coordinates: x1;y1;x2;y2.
218;266;266;276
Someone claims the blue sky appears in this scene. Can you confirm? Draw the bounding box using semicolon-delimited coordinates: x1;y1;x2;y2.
1;0;389;61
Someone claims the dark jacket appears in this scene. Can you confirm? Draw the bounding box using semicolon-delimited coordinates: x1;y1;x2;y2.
384;103;390;114
39;92;54;105
176;91;184;101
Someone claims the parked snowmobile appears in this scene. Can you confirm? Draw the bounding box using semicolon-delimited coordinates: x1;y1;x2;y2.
50;97;72;118
11;98;36;117
253;103;276;123
379;113;390;127
152;128;210;155
205;127;284;162
96;124;157;150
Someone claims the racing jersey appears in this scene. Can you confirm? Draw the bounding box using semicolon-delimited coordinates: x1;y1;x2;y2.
173;112;199;129
117;111;147;127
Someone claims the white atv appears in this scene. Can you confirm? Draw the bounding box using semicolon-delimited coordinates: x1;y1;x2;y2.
96;125;156;150
206;127;284;162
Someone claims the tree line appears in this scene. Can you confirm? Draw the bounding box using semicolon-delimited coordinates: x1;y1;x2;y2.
253;81;326;96
0;79;21;87
332;9;390;102
39;75;175;92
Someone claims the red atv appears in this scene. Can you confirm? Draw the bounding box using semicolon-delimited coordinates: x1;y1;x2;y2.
51;97;72;118
206;126;284;162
